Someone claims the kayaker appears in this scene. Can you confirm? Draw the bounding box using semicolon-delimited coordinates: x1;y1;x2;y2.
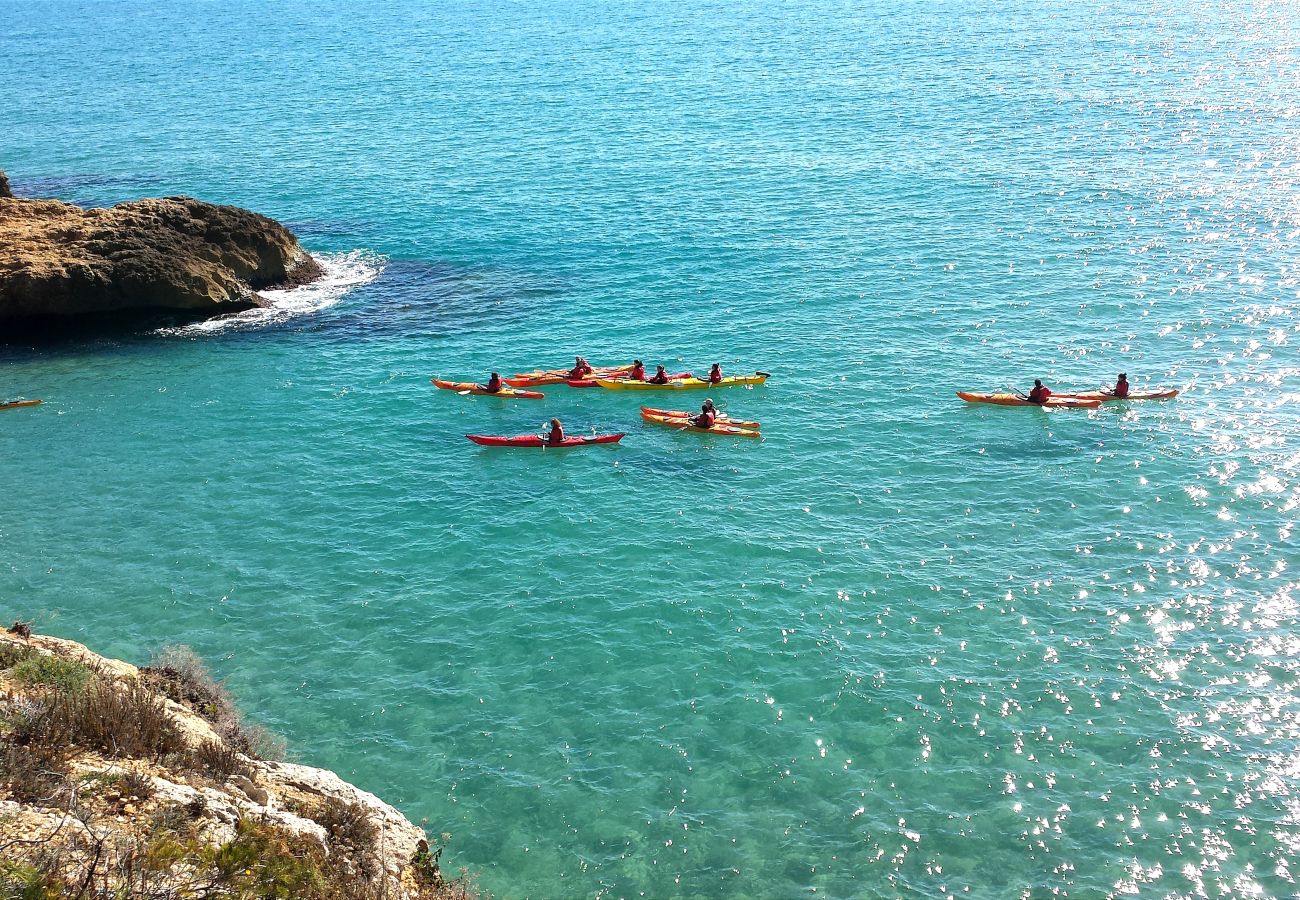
629;359;647;381
568;357;593;379
707;363;723;384
1027;379;1052;404
648;365;671;385
1107;373;1130;398
543;418;565;445
689;400;717;429
482;372;504;393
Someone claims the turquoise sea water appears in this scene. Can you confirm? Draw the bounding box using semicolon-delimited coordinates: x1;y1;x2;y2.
4;0;1300;895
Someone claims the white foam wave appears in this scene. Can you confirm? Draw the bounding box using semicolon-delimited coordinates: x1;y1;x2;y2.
157;250;384;336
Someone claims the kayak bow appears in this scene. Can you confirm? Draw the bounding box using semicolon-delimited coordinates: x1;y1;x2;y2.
1;399;43;411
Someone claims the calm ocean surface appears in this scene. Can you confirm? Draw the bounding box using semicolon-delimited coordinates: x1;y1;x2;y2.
4;1;1300;895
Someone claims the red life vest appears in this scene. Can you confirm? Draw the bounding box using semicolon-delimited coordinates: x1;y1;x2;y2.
1113;380;1129;398
630;364;646;380
1028;385;1051;403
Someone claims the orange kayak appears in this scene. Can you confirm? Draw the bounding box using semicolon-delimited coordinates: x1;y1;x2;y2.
432;379;544;399
1051;389;1179;402
640;406;761;429
506;364;634;387
1;399;42;411
640;409;760;437
956;392;1101;409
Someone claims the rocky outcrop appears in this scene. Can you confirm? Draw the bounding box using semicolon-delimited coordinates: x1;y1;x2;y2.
0;627;472;899
0;170;12;199
0;172;322;328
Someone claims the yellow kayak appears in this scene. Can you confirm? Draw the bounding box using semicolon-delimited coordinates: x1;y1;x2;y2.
640;410;760;437
640;406;761;429
596;373;769;390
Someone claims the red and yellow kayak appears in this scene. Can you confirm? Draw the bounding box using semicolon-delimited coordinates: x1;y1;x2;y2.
569;372;692;387
466;433;624;448
1;399;42;411
956;392;1101;409
639;406;761;429
1051;389;1179;402
432;379;544;399
640;409;760;437
596;373;769;391
506;364;634;387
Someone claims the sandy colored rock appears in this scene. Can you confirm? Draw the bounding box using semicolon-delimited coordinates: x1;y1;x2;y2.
0;628;468;899
0;188;322;326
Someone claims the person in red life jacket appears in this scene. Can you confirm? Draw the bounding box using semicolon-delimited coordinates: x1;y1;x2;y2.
629;359;646;381
648;365;670;385
689;399;717;428
482;372;504;393
543;418;565;445
568;356;593;379
706;363;723;384
1027;379;1051;404
1107;373;1130;398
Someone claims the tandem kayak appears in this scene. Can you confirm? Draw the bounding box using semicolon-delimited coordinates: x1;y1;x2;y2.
1;399;42;411
956;392;1102;409
596;373;770;391
466;433;625;448
569;372;692;388
432;379;544;399
639;406;761;429
506;365;634;387
640;410;761;437
1050;389;1179;402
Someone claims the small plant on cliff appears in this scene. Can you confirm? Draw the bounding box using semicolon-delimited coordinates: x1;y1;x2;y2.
142;644;286;761
313;797;379;853
183;738;251;781
11;653;94;696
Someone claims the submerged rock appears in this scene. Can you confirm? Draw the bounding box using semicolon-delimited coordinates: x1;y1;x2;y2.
0;170;322;330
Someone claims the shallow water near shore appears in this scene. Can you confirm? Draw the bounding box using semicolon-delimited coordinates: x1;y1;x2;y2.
4;1;1300;896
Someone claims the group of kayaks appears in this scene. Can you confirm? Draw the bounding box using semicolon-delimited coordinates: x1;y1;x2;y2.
440;361;771;448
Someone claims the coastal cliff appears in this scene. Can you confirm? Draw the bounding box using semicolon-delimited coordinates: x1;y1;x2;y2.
0;624;473;899
0;169;322;329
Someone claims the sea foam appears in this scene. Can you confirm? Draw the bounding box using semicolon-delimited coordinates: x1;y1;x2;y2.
157;250;384;336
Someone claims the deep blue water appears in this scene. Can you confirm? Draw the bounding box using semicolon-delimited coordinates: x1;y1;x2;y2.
4;1;1300;896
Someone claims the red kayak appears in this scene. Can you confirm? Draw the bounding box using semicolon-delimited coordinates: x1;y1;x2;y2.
465;433;626;448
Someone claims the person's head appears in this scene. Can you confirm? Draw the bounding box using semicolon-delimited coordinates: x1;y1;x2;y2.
634;359;642;366
1034;379;1042;387
576;356;585;365
1118;372;1127;381
490;371;499;379
656;364;666;373
703;399;715;411
711;363;720;371
550;418;561;429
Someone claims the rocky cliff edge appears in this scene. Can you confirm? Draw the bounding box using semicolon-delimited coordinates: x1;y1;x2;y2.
0;169;322;328
0;624;473;899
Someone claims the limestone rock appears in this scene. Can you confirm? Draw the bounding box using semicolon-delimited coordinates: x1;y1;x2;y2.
0;189;322;327
0;170;11;199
